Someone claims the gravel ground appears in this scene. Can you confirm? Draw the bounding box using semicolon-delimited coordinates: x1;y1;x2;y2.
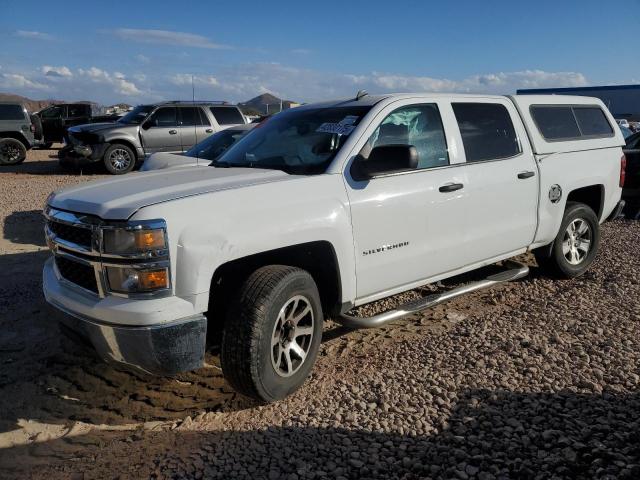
0;148;639;479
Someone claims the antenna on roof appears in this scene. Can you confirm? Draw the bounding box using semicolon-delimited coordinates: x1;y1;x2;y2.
355;90;368;101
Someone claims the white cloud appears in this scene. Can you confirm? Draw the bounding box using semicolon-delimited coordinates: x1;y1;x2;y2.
41;65;73;78
78;67;141;96
111;28;230;49
0;73;50;90
170;73;219;87
15;30;54;40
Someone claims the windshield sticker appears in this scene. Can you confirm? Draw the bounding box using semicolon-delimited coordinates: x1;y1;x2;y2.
316;123;356;135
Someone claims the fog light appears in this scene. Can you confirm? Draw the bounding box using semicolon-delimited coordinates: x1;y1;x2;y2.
106;266;169;293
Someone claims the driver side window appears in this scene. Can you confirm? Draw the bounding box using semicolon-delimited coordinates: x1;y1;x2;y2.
362;104;449;169
147;107;178;128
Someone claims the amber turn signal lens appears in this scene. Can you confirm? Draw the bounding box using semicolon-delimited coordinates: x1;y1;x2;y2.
138;269;169;290
134;230;165;250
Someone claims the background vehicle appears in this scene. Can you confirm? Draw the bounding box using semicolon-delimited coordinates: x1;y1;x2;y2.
623;131;640;217
59;101;247;174
620;125;633;138
36;103;118;147
43;93;625;402
0;101;39;165
617;118;630;129
141;124;255;171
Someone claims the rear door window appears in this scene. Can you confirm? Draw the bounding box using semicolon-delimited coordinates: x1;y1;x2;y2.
452;103;521;162
0;104;25;120
67;104;88;118
178;107;202;126
210;107;245;125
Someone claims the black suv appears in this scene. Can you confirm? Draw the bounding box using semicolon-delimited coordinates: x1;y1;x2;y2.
0;102;39;165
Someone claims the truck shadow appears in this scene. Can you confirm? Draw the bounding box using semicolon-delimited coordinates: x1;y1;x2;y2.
0;158;105;176
2;210;46;247
1;388;638;478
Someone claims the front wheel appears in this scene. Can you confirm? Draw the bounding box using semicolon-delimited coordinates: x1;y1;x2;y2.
535;201;600;278
0;138;27;165
103;143;135;174
220;265;323;402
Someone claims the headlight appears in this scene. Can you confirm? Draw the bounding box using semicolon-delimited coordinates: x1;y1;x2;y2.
102;227;166;255
106;266;169;293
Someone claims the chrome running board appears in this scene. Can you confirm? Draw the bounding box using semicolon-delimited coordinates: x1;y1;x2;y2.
337;261;529;329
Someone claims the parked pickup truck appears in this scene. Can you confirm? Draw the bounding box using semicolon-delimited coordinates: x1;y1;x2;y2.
59;101;247;174
43;93;625;402
36;103;119;147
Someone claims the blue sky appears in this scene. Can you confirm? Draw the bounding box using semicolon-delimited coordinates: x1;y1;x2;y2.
1;0;638;104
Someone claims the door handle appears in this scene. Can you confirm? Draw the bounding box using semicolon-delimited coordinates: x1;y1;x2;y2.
169;129;177;135
439;183;464;193
205;129;213;133
517;171;535;179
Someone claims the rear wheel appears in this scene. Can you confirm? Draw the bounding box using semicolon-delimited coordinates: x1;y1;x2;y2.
535;202;600;278
0;138;27;165
220;265;323;402
103;143;135;174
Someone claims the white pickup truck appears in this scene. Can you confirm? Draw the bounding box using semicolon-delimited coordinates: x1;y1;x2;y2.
43;93;626;401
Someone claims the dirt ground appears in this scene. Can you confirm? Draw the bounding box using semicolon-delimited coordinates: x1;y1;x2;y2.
0;147;638;479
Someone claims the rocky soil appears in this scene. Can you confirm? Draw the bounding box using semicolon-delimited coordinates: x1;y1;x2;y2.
0;148;638;479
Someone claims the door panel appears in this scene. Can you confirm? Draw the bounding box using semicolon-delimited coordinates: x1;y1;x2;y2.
177;107;213;152
345;102;468;299
140;107;181;154
451;100;538;262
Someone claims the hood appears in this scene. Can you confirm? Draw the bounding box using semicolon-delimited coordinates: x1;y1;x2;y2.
68;122;136;135
141;152;205;172
48;167;291;220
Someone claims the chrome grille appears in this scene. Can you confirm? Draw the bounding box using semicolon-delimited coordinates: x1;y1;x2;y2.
47;221;92;249
55;256;99;294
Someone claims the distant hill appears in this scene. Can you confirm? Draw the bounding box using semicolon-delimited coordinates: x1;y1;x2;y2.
239;93;299;115
0;93;64;113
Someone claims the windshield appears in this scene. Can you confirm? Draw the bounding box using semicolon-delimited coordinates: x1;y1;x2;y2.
185;129;248;160
213;106;371;174
118;105;154;125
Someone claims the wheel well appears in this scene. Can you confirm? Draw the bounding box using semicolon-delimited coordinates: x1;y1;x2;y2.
206;241;342;347
107;139;138;161
0;131;29;149
567;185;604;219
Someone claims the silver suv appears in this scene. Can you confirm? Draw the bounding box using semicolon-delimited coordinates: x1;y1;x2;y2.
0;102;38;165
59;101;247;174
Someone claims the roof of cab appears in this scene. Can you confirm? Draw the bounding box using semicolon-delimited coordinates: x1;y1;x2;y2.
298;92;514;110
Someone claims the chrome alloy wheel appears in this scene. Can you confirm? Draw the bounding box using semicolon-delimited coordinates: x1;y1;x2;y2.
562;218;592;265
270;295;314;377
108;148;132;171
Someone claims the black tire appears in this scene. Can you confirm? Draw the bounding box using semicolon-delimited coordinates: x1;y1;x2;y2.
29;114;43;140
534;201;600;278
103;143;136;174
0;138;27;165
220;265;323;402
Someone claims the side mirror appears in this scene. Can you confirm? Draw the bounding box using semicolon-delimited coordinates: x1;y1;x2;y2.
141;120;152;130
351;144;418;180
